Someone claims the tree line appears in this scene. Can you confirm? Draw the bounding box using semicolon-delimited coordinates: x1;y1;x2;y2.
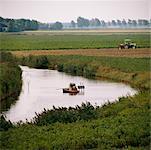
0;17;39;32
0;17;64;31
0;16;150;32
38;17;150;30
39;21;63;30
70;17;150;28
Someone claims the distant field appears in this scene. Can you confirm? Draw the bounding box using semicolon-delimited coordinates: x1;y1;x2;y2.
0;30;150;51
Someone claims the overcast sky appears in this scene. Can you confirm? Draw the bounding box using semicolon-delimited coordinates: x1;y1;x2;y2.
0;0;150;22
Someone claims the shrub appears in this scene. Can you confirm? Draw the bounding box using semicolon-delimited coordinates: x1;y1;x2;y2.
0;115;13;131
32;102;98;126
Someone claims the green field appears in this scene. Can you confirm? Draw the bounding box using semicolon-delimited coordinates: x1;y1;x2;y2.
0;32;150;51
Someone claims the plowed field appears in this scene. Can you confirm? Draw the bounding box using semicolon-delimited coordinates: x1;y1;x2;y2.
12;48;150;58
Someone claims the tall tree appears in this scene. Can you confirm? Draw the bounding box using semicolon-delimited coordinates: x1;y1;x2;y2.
128;19;133;26
101;20;106;27
38;23;49;30
50;22;63;30
111;20;117;26
117;20;122;26
138;19;149;26
132;20;137;26
77;17;90;27
107;21;111;26
121;19;127;26
7;20;15;32
89;18;101;27
71;20;76;28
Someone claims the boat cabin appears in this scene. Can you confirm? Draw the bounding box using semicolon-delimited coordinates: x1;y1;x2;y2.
63;83;79;94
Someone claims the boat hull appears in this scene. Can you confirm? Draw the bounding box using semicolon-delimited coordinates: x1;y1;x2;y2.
63;88;79;94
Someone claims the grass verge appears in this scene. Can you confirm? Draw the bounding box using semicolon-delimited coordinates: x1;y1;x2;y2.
0;52;22;112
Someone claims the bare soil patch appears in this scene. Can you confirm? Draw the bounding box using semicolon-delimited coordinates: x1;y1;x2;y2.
25;29;150;33
11;48;150;58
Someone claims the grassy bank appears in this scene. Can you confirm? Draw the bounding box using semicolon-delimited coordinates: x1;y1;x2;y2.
1;91;149;149
20;55;150;90
0;32;150;51
0;53;150;149
0;52;22;112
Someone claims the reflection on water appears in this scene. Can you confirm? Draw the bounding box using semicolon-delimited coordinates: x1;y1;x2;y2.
4;66;137;122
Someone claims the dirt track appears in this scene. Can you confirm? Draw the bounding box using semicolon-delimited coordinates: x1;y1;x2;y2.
11;48;150;58
24;29;150;33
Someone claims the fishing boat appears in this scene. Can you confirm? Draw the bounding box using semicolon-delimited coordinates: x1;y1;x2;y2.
63;88;79;94
63;83;79;94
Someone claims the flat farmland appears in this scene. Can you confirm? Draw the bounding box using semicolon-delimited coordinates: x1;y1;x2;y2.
12;48;150;58
1;29;151;150
0;29;150;51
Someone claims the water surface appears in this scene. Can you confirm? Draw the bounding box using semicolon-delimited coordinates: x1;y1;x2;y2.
4;66;137;122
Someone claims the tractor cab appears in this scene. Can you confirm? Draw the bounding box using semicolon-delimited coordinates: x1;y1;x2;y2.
124;39;131;45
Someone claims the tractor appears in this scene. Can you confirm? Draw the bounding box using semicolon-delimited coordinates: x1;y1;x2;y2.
118;39;136;49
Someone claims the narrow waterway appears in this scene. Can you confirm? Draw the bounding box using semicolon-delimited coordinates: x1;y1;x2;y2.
4;66;137;122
